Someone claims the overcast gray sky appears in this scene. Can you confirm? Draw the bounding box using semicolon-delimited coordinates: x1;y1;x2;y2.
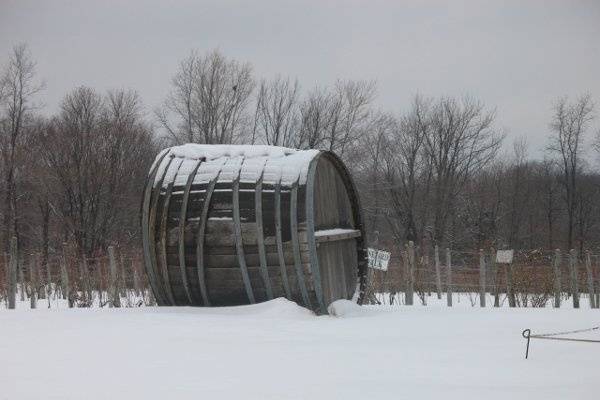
1;0;599;157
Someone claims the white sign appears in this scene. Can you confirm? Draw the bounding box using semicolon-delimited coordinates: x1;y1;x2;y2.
496;250;514;264
368;248;391;271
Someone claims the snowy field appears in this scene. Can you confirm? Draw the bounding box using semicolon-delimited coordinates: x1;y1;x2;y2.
1;297;598;400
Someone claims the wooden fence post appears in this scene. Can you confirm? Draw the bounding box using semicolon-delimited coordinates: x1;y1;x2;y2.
46;258;52;302
423;245;430;298
108;246;121;308
491;248;500;307
569;249;579;309
29;255;37;309
446;248;452;307
7;237;18;309
119;254;127;299
585;251;596;309
36;254;45;300
19;260;25;302
79;256;91;305
60;244;69;305
552;249;561;308
133;258;141;297
405;241;415;305
479;249;486;307
434;245;442;300
45;259;52;308
506;260;516;307
95;259;102;305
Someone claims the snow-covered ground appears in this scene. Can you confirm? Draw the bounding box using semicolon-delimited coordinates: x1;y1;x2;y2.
1;297;598;399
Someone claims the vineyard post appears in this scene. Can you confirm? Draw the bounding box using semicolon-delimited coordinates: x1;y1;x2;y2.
19;259;25;302
405;241;415;306
569;249;579;309
446;248;452;307
108;246;121;308
8;237;18;309
60;243;69;304
506;259;516;307
434;245;442;300
584;251;596;309
29;255;37;309
553;249;561;308
491;248;499;307
479;249;486;307
36;253;45;300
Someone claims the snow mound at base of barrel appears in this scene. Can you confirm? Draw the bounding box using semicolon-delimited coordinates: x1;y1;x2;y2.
327;299;366;317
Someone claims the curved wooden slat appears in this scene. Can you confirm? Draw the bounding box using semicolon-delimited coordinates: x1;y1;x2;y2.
255;171;273;300
290;176;311;308
177;158;204;305
274;178;292;299
232;159;256;304
147;156;174;306
158;159;183;306
195;162;225;306
305;157;326;313
141;151;169;306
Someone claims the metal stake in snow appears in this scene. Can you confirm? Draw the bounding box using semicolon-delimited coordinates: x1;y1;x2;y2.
522;325;600;359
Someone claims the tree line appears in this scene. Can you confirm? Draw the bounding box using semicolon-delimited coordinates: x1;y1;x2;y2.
1;44;599;262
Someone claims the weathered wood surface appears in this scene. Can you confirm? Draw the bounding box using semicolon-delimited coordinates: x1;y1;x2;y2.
290;177;311;308
177;159;203;304
196;169;222;306
232;170;256;304
141;151;169;306
141;149;366;312
159;177;178;305
255;172;274;300
314;229;361;243
147;155;173;305
274;179;292;299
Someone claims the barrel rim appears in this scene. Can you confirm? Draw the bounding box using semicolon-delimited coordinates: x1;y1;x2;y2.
306;151;368;309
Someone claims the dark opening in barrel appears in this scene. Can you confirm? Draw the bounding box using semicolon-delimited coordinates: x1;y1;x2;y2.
141;145;367;313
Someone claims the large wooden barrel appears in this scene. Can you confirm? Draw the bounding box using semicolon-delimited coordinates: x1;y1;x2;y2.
141;145;367;313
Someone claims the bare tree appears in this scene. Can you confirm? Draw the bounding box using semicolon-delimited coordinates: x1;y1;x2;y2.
547;94;594;249
296;80;375;154
157;49;255;145
296;86;335;149
252;76;299;146
0;44;44;252
536;159;561;249
421;96;503;246
329;80;376;157
506;138;530;248
37;87;156;255
380;100;430;243
356;112;394;238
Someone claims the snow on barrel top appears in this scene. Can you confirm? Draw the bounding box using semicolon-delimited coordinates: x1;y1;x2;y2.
153;144;320;187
